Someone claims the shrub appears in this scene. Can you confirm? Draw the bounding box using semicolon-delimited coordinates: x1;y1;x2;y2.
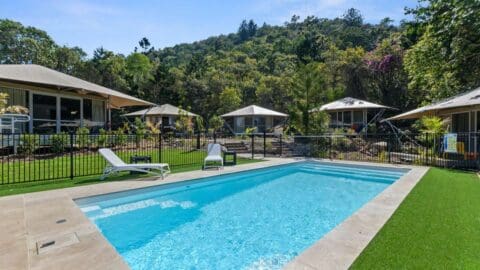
414;116;446;135
76;127;90;148
97;128;109;147
19;134;40;155
332;129;351;150
113;128;127;147
134;117;147;147
208;115;224;133
50;132;69;154
378;151;387;162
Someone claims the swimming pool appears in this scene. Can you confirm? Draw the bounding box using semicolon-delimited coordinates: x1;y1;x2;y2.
76;161;407;269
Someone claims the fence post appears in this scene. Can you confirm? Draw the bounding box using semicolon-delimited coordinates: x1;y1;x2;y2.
388;134;391;163
69;132;74;180
263;131;266;158
213;131;217;143
251;134;255;159
196;132;200;150
159;133;163;163
329;136;332;159
425;132;429;165
279;134;283;157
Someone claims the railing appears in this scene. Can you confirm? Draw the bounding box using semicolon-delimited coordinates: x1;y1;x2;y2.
285;132;480;170
0;132;478;185
0;133;216;184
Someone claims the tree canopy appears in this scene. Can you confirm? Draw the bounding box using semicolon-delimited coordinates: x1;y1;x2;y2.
0;1;479;134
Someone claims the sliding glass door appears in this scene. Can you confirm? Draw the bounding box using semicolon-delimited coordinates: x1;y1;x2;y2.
31;93;106;133
60;97;81;132
32;94;57;133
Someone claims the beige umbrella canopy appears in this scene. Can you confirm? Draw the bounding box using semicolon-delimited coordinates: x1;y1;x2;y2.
0;64;154;108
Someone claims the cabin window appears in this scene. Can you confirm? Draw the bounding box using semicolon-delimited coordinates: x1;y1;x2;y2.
470;111;476;132
0;88;28;133
245;116;253;129
83;99;92;121
0;88;28;107
476;111;480;132
337;111;343;125
353;111;363;123
83;99;105;129
254;116;266;132
344;111;352;125
60;98;81;132
452;113;469;133
92;100;105;124
162;117;170;126
329;113;337;125
32;94;57;133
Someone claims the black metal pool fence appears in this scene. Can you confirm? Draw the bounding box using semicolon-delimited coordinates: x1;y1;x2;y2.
0;132;478;185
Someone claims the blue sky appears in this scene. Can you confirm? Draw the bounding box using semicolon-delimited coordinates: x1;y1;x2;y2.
0;0;419;56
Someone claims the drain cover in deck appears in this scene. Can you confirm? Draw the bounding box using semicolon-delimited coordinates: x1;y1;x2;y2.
36;232;80;255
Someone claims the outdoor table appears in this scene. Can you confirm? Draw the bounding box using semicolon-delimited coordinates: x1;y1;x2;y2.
129;155;152;174
223;151;237;166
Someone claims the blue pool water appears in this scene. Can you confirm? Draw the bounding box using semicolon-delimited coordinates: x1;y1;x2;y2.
76;162;407;270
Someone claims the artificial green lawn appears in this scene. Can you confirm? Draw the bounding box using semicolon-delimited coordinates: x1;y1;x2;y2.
351;167;480;269
0;157;261;197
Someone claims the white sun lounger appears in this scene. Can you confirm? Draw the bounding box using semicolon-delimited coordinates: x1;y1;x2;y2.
203;143;224;170
99;148;170;180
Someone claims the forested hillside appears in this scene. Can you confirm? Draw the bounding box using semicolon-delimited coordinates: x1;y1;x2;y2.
0;0;479;133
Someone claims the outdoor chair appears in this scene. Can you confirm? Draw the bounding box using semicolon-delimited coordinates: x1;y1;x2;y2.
99;148;170;180
203;143;224;170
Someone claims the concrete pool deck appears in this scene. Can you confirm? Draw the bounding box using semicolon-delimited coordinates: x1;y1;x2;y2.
0;158;428;270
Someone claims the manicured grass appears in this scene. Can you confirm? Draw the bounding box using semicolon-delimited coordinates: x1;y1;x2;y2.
0;157;262;197
351;167;480;269
0;148;209;184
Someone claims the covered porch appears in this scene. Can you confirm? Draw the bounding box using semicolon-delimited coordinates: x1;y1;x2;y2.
310;97;392;132
386;86;480;155
221;105;287;134
0;64;153;134
123;104;198;132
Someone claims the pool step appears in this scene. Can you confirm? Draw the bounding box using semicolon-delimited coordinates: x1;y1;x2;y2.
307;166;403;179
299;167;398;184
306;164;405;177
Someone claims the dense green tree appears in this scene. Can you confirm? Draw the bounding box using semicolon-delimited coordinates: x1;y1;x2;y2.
4;3;456;134
289;63;329;135
405;0;480;101
339;47;368;99
237;19;257;42
218;87;241;114
53;46;86;75
125;52;153;98
0;19;57;66
365;34;409;108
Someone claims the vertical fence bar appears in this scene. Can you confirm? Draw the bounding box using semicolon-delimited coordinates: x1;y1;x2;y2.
388;134;391;163
160;133;162;163
196;132;200;150
279;134;283;157
263;131;266;158
329;136;332;159
159;133;163;163
251;134;255;159
69;132;74;179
